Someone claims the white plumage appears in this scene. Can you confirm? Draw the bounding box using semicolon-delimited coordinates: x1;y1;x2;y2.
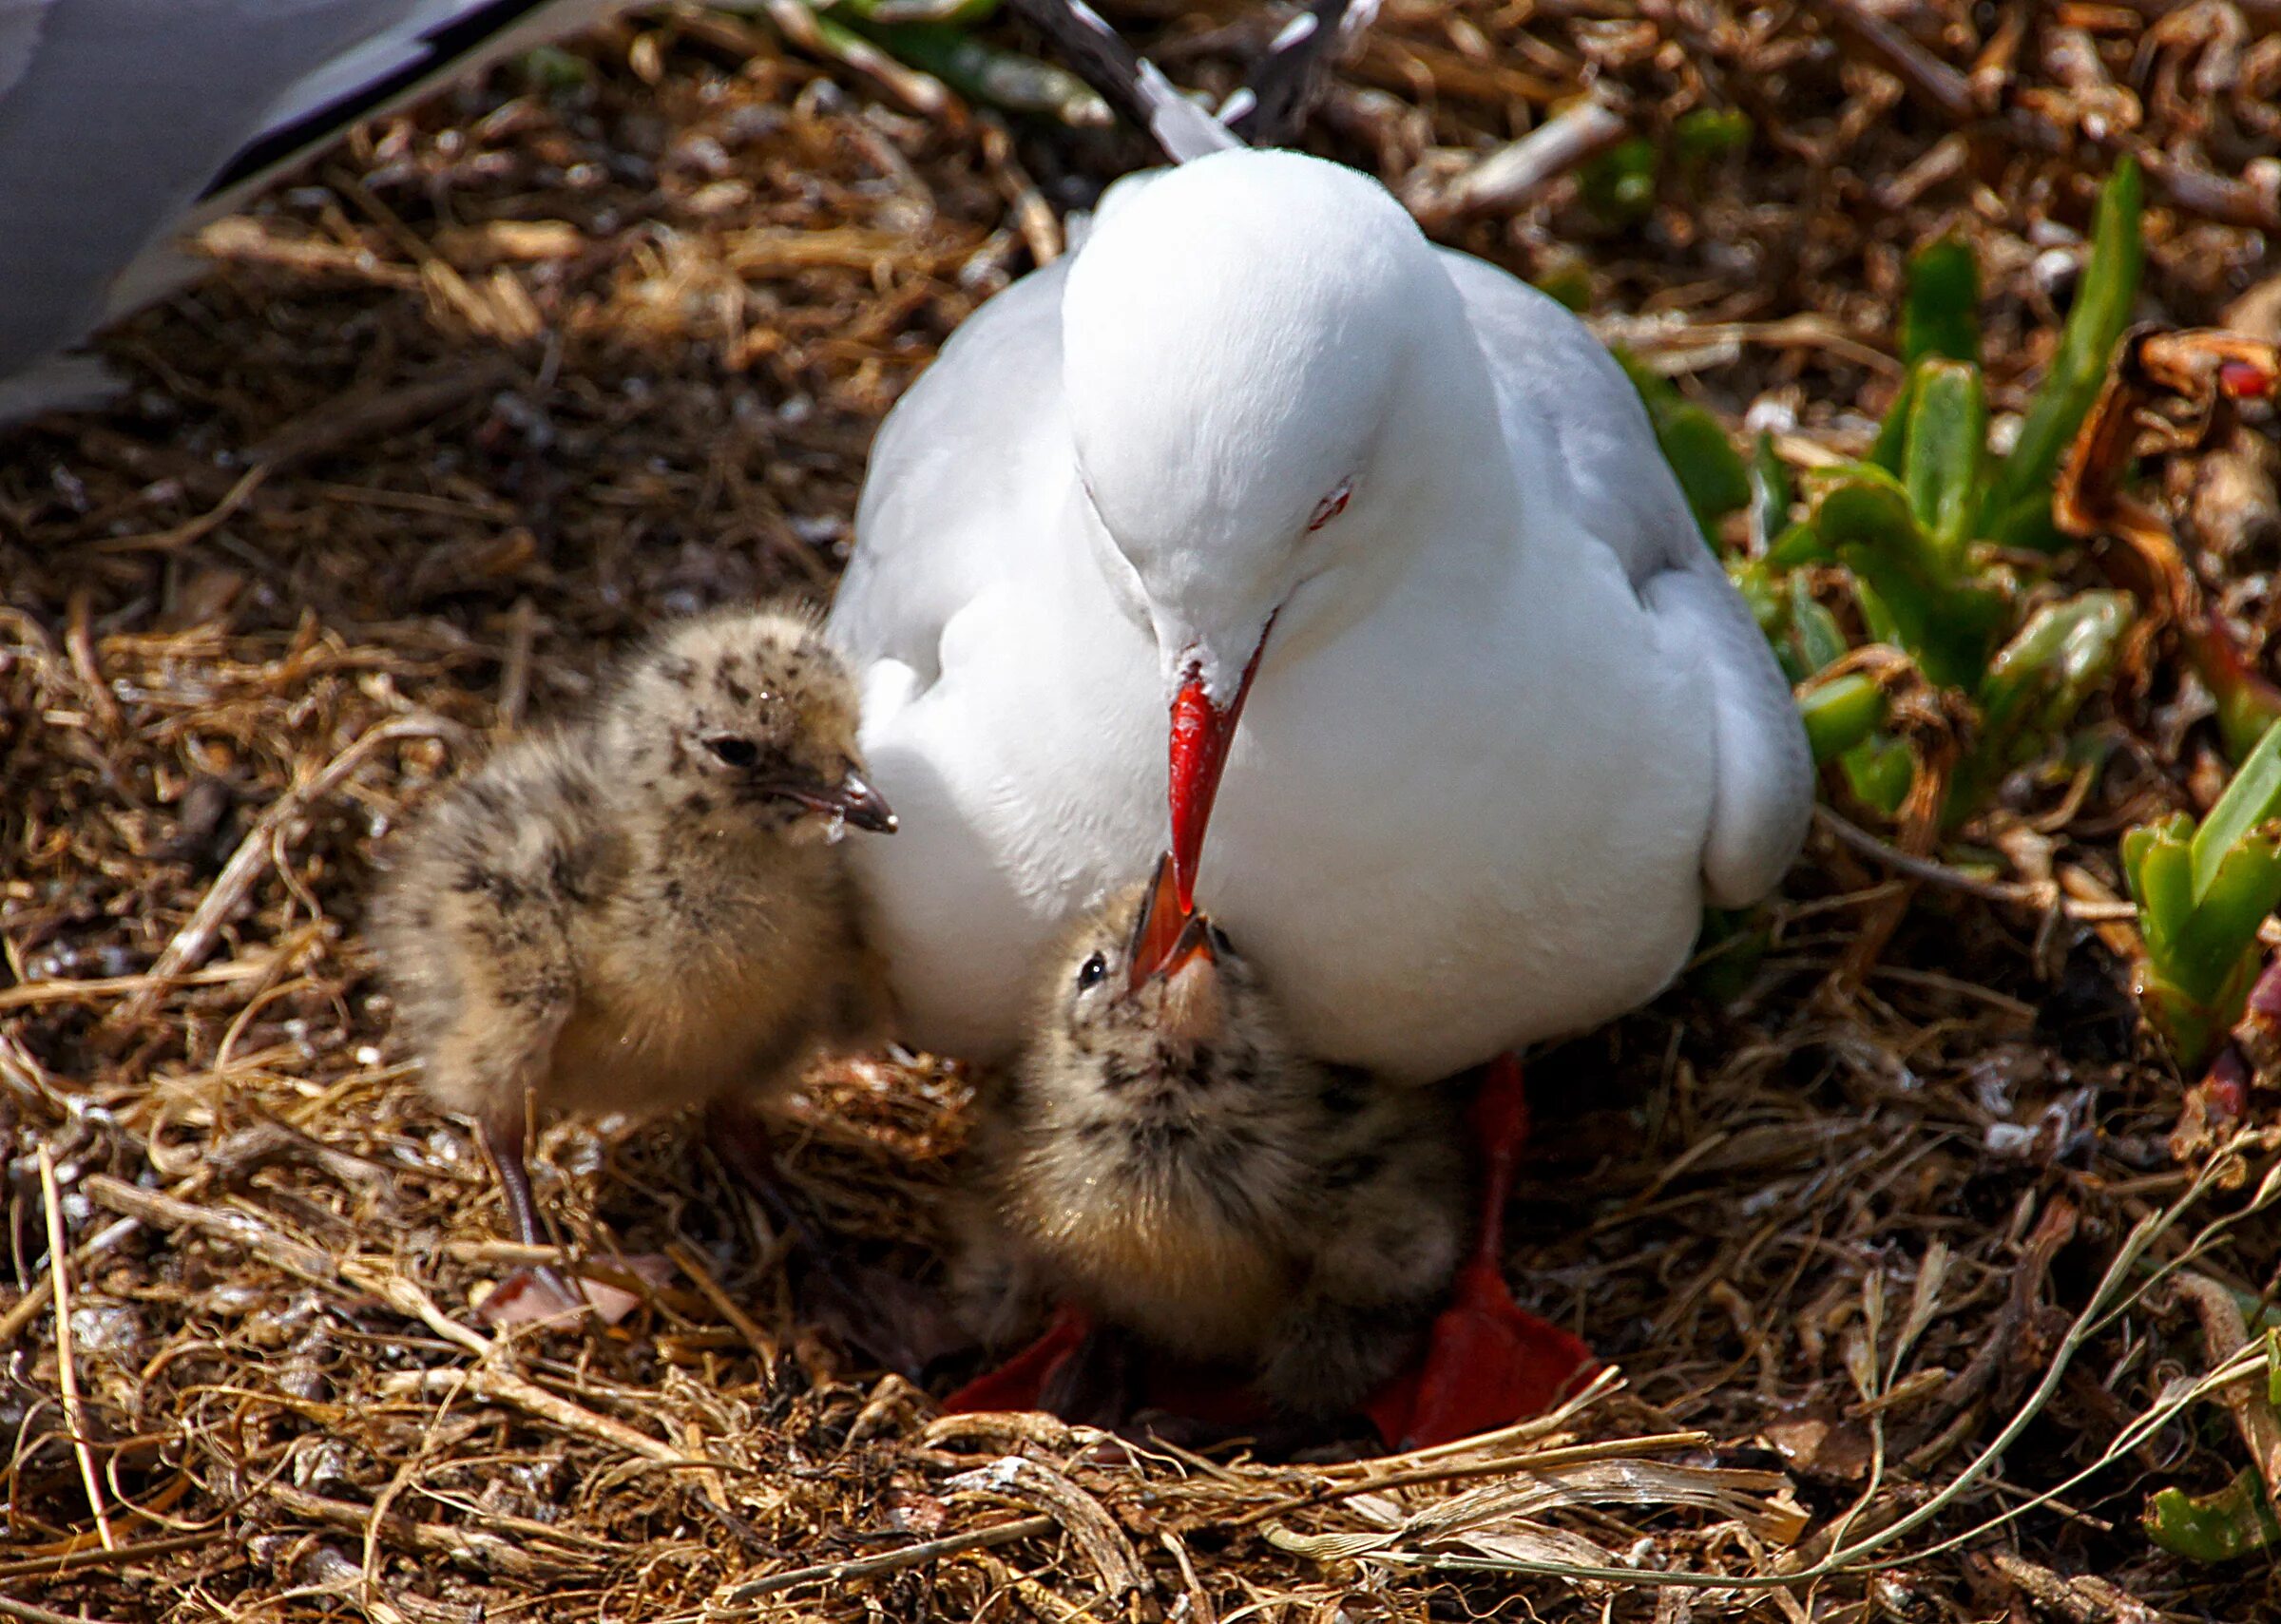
829;148;1812;1080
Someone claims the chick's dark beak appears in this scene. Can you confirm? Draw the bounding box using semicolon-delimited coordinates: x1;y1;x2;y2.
755;765;897;831
824;767;897;832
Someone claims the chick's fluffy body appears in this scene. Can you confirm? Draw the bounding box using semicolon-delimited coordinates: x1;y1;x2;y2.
372;606;879;1137
961;884;1469;1415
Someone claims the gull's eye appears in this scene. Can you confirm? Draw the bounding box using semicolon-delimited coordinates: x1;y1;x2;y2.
705;735;760;769
1306;478;1353;533
1075;952;1108;991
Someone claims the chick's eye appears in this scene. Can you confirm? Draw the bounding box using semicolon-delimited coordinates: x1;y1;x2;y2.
705;736;760;769
1306;478;1352;533
1075;952;1108;991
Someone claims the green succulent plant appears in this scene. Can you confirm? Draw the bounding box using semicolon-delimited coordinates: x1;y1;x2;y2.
2123;719;2281;1069
1638;159;2146;830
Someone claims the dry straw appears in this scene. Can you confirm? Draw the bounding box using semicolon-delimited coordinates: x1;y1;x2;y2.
6;3;2281;1620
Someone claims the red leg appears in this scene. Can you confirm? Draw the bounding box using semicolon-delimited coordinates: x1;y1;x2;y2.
941;1303;1095;1414
1365;1055;1600;1449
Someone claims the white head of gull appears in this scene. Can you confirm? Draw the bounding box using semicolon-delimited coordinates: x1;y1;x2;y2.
1060;150;1511;903
828;146;1811;1079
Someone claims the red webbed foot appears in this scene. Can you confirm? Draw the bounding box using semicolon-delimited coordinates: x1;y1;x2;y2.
941;1303;1095;1414
1365;1054;1600;1448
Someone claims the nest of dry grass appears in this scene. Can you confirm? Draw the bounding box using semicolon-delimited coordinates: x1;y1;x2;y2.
7;4;2281;1620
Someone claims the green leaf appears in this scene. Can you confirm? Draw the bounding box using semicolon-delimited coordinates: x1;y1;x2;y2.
1731;557;1786;644
1982;157;2145;545
1581;138;1659;224
1659;411;1754;543
518;44;596;91
2124;815;2195;966
1619;353;1751;543
1868;370;1914;476
1902;358;1987;562
1950;591;2134;822
1690;904;1767;1003
2175;831;2281;1001
1799;673;1886;764
1817;476;2008;691
1841;734;1913;817
1790;574;1849;676
2268;1326;2281;1408
2146;1469;2281;1562
1530;257;1594;314
1674;106;1752;166
1976;592;2134;751
1766;520;1829;570
1900;237;1981;367
1750;431;1794;556
2192;718;2281;904
851;20;1105;123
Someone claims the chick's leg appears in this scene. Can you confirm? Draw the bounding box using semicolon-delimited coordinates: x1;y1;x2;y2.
480;1110;549;1251
474;1099;588;1326
1367;1055;1599;1449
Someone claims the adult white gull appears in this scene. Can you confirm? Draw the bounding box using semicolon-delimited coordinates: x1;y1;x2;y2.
830;146;1812;1085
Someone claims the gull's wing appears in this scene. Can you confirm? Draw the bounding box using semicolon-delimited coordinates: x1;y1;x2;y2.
828;256;1075;683
1442;252;1813;907
0;0;618;417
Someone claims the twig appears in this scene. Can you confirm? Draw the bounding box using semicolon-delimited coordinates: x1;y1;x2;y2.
0;1533;209;1583
1823;0;1987;123
339;1263;687;1465
711;1513;1057;1605
40;1147;115;1552
945;1455;1147;1600
0;943;305;1013
977;116;1062;268
745;0;951;117
1226;1430;1714;1531
0;1596;133;1624
1320;1364;1624;1474
110;716;453;1030
0;1216;139;1348
260;1481;596;1578
84;1173;344;1289
89;464;268;555
664;1241;779;1365
1812;807;2136;920
1404;100;1629;226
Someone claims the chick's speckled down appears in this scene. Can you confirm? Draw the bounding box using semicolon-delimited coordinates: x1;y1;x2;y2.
959;879;1470;1416
370;602;890;1146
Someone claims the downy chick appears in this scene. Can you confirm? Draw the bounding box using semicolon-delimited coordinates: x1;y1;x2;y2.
959;858;1467;1418
371;603;894;1309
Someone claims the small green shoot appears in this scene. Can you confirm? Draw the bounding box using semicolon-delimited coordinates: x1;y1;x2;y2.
1621;356;1752;545
2123;720;2281;1069
2146;1469;2281;1562
1980;157;2145;548
1580;137;1659;224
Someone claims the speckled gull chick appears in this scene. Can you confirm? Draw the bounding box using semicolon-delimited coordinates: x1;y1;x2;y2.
826;146;1813;1081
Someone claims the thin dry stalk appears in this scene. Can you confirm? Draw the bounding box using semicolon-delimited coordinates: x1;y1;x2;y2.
39;1145;116;1552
